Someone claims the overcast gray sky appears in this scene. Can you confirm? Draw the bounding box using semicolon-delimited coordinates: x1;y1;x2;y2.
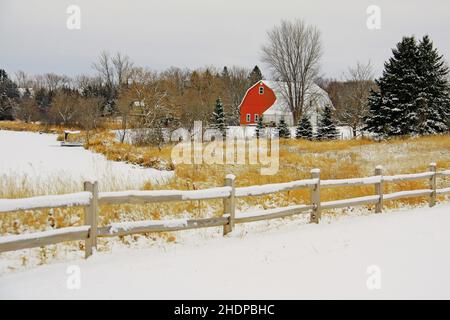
1;0;449;79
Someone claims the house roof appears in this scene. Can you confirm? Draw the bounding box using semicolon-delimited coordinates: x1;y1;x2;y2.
17;87;35;97
260;80;333;116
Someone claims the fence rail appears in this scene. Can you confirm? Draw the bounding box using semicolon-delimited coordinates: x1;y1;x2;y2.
1;162;449;258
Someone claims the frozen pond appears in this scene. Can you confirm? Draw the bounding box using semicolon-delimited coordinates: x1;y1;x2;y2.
0;130;173;194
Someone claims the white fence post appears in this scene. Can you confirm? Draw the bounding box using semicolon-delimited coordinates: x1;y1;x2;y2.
310;169;321;224
375;166;383;213
429;162;437;207
83;181;98;258
223;174;236;236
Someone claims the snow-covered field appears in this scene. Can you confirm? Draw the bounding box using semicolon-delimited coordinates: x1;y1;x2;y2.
0;130;173;193
1;204;449;299
1;129;449;299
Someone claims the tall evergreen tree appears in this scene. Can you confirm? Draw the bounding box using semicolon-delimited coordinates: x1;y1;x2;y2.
0;69;19;120
316;105;339;140
34;87;54;111
277;118;291;138
414;35;450;134
365;36;450;137
210;97;227;135
255;115;265;139
295;114;313;140
365;37;420;137
248;65;263;85
221;66;230;79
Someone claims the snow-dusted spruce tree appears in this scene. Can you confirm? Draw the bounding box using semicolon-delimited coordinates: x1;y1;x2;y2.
415;35;450;134
295;114;313;140
210;97;227;136
221;66;230;79
0;69;19;120
316;104;339;140
365;36;450;137
248;65;264;85
277;118;291;138
255;115;265;139
365;37;420;137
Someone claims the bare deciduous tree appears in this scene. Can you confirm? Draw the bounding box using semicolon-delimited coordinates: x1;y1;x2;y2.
14;70;32;89
335;61;375;138
112;53;134;87
44;73;70;91
13;94;37;123
120;68;178;146
116;86;136;143
93;51;134;88
77;96;103;145
262;19;322;123
92;51;114;87
49;90;79;125
225;66;250;125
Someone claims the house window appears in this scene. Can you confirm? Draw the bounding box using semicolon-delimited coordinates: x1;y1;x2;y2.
246;114;251;122
259;86;264;95
254;114;259;122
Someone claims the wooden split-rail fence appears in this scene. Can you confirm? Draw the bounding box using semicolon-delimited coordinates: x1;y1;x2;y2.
0;163;449;258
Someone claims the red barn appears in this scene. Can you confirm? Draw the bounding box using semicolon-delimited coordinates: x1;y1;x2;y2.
239;81;276;125
239;80;333;127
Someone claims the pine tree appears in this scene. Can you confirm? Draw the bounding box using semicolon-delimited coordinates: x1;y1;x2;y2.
34;87;53;110
316;105;339;140
248;66;263;85
414;35;450;134
295;114;313;140
210;97;227;135
365;37;421;137
221;66;230;79
365;36;449;137
0;69;19;120
277;118;291;139
255;115;265;139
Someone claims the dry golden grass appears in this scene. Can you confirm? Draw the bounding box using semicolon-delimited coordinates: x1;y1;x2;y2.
283;137;375;152
138;134;450;212
72;132;450;212
1;124;449;244
0;120;69;133
0;120;117;134
86;131;175;170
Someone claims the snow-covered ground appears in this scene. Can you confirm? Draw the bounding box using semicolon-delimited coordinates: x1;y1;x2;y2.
1;204;449;299
0;130;173;193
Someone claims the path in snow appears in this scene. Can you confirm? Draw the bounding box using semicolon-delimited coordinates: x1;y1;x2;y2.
0;130;173;193
1;204;449;299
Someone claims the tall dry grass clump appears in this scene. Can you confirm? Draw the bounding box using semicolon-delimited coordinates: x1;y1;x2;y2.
86;131;175;170
0;120;71;133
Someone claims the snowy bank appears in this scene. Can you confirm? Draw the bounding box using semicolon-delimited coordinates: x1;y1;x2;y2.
1;204;450;299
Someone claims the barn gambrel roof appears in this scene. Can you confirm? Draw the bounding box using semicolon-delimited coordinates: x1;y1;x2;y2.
260;80;333;117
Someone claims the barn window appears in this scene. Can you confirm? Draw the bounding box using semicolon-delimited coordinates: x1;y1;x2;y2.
259;86;264;95
246;114;251;122
254;114;259;122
